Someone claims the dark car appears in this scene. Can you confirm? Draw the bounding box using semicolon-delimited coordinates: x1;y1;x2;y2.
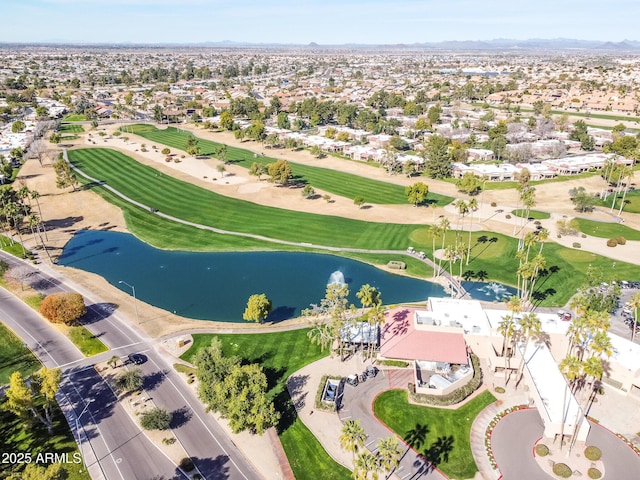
346;374;359;387
366;365;378;378
128;353;147;365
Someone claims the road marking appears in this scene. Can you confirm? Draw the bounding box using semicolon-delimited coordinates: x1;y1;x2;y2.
146;355;251;480
65;375;126;480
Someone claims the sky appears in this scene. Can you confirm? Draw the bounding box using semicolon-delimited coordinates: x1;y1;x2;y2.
1;0;639;45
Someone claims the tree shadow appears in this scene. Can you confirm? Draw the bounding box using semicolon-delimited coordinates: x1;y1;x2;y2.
423;435;454;470
143;369;169;391
45;216;84;231
169;406;192;429
405;423;430;451
82;302;119;324
189;455;230;480
267;305;296;322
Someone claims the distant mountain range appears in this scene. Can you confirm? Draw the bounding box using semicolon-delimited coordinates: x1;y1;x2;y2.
4;38;640;51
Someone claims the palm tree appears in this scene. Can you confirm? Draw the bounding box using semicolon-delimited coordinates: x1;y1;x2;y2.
536;228;549;254
437;217;450;274
629;293;640;342
498;314;517;385
430;225;442;277
566;315;589;358
377;436;402;478
515;312;541;387
353;450;378;480
560;355;583;393
466;198;478;265
581;356;603;413
454;199;469;242
616;167;634;217
30;189;47;241
356;284;381;313
340;419;368;463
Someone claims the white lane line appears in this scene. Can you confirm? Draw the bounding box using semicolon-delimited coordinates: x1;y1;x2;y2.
65;375;126;480
146;355;250;480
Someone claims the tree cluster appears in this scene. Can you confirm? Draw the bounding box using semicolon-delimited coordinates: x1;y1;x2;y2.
194;338;279;435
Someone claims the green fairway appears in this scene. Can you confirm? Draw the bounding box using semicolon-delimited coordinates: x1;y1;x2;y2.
575;218;640;240
597;189;640;214
0;397;90;480
0;322;41;384
374;389;496;479
121;124;452;206
62;114;86;121
511;209;551;220
58;123;85;133
67;148;427;250
67;148;640;307
181;330;341;479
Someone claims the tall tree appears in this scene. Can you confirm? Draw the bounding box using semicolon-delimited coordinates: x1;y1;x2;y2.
243;293;272;323
377;436;402;477
5;368;61;434
423;134;451;179
53;156;78;191
340;419;367;463
404;182;429;206
629;293;640;342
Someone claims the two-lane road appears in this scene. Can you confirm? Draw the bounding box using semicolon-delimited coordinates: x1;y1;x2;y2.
0;250;260;480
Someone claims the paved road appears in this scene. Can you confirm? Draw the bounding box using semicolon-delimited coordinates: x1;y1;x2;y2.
339;373;447;479
0;250;260;480
491;409;550;480
492;409;640;480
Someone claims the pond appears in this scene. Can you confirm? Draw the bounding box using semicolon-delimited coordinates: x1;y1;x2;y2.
58;230;449;322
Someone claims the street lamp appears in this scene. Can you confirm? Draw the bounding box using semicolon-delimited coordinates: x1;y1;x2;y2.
75;398;95;470
118;280;139;325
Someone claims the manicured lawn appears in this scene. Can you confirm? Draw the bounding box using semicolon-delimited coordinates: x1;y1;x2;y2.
0;235;30;258
66;325;108;356
67;148;429;250
511;209;551;220
0;322;41;384
280;418;351;480
67;149;640;307
60;134;80;141
575;218;640;241
597;189;640;214
62;113;86;121
58;123;85;133
122;124;452;206
374;389;496;479
0;397;90;480
181;329;340;480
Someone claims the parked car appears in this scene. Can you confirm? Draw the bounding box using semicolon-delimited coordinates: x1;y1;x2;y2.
346;374;359;387
366;365;378;378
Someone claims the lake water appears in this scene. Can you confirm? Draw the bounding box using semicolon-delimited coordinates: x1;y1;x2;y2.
58;230;448;322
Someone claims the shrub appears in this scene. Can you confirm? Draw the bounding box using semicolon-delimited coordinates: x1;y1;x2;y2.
552;463;572;478
179;458;195;472
494;386;505;394
115;367;143;392
162;437;175;445
40;292;86;324
584;445;602;461
491;202;497;207
165;156;171;162
616;236;627;245
409;354;482;406
573;242;581;248
534;220;541;225
141;147;148;152
161;147;170;155
505;214;511;219
607;238;618;247
140;407;172;430
379;359;409;368
588;468;602;479
582;233;587;238
535;443;549;456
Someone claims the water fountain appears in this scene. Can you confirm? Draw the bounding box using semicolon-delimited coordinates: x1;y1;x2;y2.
328;270;346;286
477;282;511;300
